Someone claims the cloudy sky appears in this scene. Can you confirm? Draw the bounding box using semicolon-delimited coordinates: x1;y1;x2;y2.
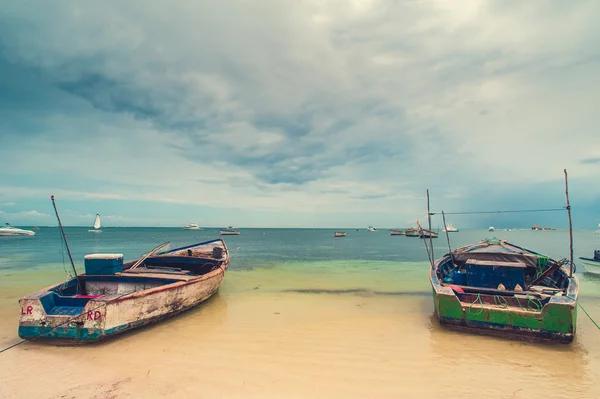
1;0;599;228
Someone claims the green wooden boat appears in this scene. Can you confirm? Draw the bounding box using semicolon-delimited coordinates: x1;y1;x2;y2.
430;238;578;343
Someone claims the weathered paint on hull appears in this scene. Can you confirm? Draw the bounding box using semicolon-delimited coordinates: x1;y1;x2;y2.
18;271;223;344
430;262;578;344
432;290;577;343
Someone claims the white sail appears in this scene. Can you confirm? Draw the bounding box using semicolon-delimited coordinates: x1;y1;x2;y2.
93;214;101;229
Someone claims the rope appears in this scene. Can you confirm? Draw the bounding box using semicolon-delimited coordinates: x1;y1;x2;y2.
494;295;508;309
514;294;543;312
429;208;566;216
0;340;26;354
578;302;600;330
468;293;484;315
535;255;550;279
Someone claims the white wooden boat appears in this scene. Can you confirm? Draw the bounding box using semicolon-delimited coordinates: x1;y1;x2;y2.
18;239;229;344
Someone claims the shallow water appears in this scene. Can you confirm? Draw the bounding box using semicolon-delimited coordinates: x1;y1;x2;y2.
1;228;600;398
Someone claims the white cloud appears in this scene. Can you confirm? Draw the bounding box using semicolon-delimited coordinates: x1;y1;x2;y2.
1;0;599;226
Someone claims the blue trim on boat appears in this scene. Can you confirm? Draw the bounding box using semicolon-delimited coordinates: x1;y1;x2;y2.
19;326;104;341
166;239;224;253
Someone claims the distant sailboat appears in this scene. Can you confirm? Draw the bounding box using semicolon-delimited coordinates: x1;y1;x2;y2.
88;214;102;233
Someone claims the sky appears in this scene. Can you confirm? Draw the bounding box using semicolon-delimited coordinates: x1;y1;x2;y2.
1;0;599;228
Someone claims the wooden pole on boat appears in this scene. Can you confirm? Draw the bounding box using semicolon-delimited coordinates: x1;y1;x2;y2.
129;241;171;270
427;189;435;262
441;210;455;268
50;195;83;293
417;219;433;266
564;169;574;278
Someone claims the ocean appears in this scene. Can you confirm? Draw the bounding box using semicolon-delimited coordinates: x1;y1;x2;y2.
1;228;600;398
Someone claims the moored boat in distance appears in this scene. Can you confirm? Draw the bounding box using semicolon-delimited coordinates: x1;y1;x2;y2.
442;223;458;232
220;226;240;235
184;223;200;230
88;214;102;233
0;223;35;236
389;229;405;236
488;226;495;232
531;224;555;231
18;239;230;344
367;226;377;232
579;250;600;275
420;229;438;238
430;238;578;343
405;227;420;237
334;231;346;237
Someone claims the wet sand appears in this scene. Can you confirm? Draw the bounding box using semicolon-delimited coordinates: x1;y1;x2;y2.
1;269;600;398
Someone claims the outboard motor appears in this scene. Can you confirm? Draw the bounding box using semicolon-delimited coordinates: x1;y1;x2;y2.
212;247;224;259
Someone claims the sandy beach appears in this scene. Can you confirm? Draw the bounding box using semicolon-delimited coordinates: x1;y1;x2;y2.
2;266;600;398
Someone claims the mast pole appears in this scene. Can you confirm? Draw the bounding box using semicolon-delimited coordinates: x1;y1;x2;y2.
563;170;574;278
427;189;435;263
51;195;82;292
441;210;455;268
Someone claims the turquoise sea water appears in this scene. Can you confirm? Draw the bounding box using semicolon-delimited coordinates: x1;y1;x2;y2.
2;227;600;298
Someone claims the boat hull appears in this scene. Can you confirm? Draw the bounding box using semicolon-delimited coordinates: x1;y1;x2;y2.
0;230;35;236
580;258;600;275
18;270;224;344
432;287;577;343
430;254;578;344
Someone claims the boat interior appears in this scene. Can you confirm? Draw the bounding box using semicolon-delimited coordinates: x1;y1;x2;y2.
32;240;229;317
123;245;227;276
437;241;572;309
39;275;183;316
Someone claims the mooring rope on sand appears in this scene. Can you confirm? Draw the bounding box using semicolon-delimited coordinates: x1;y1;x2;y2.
578;302;600;330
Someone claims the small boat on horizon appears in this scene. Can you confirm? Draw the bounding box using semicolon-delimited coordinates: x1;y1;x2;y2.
405;227;420;237
488;226;495;232
442;223;458;232
389;229;405;236
334;231;346;237
430;238;578;343
184;223;200;230
0;223;35;237
88;214;102;233
531;224;555;231
220;226;240;235
579;250;600;275
367;226;377;232
420;229;439;239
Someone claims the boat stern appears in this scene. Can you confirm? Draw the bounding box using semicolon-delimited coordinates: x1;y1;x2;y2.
18;292;107;344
